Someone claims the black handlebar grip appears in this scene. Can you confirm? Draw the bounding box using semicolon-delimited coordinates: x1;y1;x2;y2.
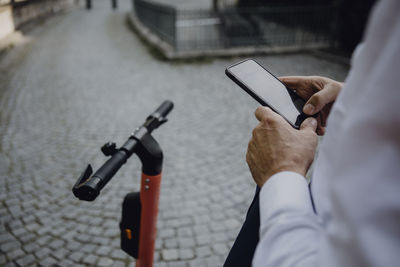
154;100;174;117
92;150;128;191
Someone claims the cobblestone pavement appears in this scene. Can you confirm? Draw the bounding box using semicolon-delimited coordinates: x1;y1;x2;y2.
0;1;349;266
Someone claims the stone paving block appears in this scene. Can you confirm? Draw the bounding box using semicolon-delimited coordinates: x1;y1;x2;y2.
36;235;52;246
158;228;175;239
164;238;178;249
59;259;75;266
75;233;92;243
11;227;25;236
178;237;195;248
0;255;6;265
61;230;76;242
18;232;36;244
66;240;82;251
5;198;20;208
195;235;212;246
224;218;241;230
8;206;23;218
53;248;70;260
1;240;21;253
6;248;25;261
40;256;59;266
161;249;179;261
193;225;209;236
209;223;225;233
193;215;211;225
82;254;98;265
92;236;110;246
211;243;229;255
164;219;180;228
154;262;168;267
103;228;119;238
0;233;14;243
16;254;36;266
35;247;52;260
95;245;113;256
75;224;88;233
155;238;162;250
49;227;64;237
205;256;224;267
36;226;52;236
188;258;207;267
112;260;127;267
97;257;114;267
177;227;193;238
22;215;36;224
167;261;187;267
23;242;41;253
213;232;229;243
111;250;128;261
3;261;17;267
111;238;120;248
68;251;85;262
1;214;13;224
48;239;65;250
196;246;212;258
179;248;195;260
88;226;103;236
81;244;98;253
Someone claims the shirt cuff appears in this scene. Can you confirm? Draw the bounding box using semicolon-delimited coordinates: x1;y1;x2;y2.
260;171;314;224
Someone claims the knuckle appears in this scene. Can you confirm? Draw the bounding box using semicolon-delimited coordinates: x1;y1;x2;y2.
251;127;258;137
312;93;322;103
252;124;265;135
256;107;274;123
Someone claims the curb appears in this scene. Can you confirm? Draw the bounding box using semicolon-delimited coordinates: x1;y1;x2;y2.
0;31;28;54
127;12;339;61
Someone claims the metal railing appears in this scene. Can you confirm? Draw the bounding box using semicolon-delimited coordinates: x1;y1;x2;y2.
133;0;337;53
134;0;176;46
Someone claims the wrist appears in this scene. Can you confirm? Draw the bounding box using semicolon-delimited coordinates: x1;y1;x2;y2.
259;165;307;187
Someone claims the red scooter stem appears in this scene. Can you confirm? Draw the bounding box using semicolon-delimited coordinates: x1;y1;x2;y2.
136;172;162;267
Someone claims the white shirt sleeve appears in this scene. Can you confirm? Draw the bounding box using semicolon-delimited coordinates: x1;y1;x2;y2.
253;1;400;267
252;172;320;267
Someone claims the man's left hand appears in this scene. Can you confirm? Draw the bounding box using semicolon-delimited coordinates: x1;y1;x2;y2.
246;107;318;187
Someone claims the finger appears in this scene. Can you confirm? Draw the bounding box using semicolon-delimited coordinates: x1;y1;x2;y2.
303;83;339;115
279;76;317;100
278;76;310;89
317;126;326;136
255;106;278;122
300;117;317;132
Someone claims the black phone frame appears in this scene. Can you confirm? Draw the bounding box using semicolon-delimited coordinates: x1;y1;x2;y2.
225;58;308;129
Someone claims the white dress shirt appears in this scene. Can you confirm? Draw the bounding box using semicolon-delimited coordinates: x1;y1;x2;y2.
253;1;400;266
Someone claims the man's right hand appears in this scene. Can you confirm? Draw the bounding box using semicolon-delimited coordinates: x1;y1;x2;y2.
279;76;343;135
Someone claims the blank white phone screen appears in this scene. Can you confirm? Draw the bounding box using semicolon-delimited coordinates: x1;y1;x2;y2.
229;60;300;124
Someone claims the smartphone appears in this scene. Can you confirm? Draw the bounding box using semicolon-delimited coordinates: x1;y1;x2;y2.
226;59;309;129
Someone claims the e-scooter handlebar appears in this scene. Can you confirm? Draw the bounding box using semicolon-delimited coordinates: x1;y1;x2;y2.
72;100;173;201
154;100;174;118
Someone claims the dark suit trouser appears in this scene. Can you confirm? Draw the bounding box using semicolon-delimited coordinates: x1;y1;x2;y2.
223;187;260;267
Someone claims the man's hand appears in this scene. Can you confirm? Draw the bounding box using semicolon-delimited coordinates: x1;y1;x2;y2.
246;107;318;187
279;76;343;135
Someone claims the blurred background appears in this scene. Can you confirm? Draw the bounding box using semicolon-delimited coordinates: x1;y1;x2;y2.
0;0;373;266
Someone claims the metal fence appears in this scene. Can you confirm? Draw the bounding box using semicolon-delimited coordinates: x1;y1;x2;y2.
133;0;336;53
134;0;176;46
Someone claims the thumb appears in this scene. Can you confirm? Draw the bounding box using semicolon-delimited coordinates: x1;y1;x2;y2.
300;117;317;132
303;83;339;115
